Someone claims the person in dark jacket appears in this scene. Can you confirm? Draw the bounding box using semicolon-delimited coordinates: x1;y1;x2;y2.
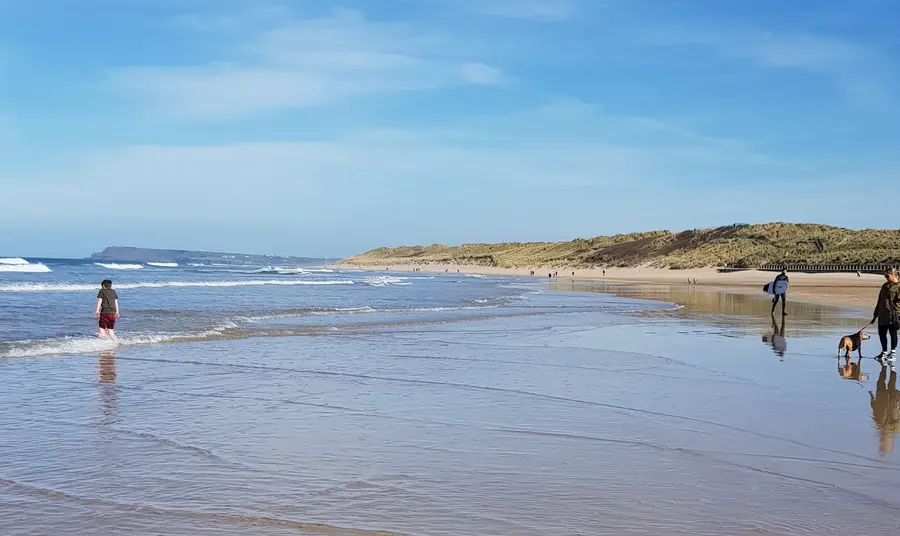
872;267;900;366
771;269;789;316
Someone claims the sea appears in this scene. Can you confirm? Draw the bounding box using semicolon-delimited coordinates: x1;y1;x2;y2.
1;256;898;535
1;257;580;359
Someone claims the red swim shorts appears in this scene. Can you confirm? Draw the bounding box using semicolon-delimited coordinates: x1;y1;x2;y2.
99;314;117;330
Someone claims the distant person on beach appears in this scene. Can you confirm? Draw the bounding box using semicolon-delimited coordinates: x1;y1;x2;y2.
771;269;789;316
872;267;900;366
94;279;119;339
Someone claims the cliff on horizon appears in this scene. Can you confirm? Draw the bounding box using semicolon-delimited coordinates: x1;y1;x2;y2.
341;223;900;269
90;246;322;265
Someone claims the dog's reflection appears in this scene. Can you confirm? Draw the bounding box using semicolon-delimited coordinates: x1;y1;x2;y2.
762;314;787;359
838;356;868;382
870;366;900;454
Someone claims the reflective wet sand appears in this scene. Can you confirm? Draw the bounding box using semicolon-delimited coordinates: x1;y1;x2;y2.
552;280;869;335
2;288;898;535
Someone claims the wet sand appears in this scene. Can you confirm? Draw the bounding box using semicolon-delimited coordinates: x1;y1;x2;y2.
2;285;898;535
331;263;886;310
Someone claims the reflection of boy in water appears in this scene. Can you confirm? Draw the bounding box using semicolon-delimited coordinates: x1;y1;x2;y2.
869;366;900;454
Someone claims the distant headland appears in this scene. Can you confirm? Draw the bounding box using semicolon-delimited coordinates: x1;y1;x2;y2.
90;246;323;266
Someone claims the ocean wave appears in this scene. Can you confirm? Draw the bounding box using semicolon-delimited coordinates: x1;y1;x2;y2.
252;266;334;275
95;263;143;270
0;321;240;359
0;279;355;293
0;257;30;265
147;262;178;268
239;306;378;322
0;301;508;358
362;276;411;287
0;259;52;273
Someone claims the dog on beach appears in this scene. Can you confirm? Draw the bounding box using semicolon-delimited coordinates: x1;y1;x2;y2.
837;329;870;361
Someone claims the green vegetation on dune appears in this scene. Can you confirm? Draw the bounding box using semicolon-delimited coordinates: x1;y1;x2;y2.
341;223;900;269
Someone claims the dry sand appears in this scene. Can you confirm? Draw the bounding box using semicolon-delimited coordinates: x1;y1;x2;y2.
329;263;885;311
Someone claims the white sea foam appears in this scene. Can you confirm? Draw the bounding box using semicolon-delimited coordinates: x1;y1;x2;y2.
362;276;411;287
254;266;335;275
0;257;30;265
147;262;178;268
0;261;52;273
238;303;494;322
0;279;355;293
0;321;241;358
240;306;377;322
2;336;122;357
95;263;143;270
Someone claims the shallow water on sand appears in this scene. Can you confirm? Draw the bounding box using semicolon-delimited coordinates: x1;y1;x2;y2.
2;281;899;535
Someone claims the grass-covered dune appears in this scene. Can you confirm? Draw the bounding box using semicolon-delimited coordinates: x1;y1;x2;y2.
341;223;900;269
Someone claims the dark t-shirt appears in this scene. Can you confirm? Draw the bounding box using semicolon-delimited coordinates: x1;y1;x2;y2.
97;288;118;315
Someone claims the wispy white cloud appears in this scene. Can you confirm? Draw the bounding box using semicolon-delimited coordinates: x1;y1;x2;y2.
459;62;506;85
111;9;505;122
1;97;800;226
475;0;575;22
641;24;890;106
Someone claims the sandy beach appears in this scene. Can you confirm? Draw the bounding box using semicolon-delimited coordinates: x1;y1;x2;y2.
330;263;885;311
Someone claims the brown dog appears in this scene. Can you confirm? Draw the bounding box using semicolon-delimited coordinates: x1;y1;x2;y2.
838;329;870;361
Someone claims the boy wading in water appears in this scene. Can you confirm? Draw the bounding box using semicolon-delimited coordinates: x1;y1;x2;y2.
94;279;119;339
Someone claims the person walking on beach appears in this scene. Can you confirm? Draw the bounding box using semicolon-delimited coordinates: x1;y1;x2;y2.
771;269;789;316
872;268;900;366
94;279;119;339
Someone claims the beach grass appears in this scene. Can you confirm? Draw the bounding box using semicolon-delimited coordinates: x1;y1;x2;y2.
341;223;900;269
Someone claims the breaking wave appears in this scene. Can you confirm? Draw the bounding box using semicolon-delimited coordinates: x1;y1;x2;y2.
147;262;178;268
95;263;143;270
362;276;411;287
0;258;52;273
0;321;241;359
0;258;30;265
0;279;355;293
253;266;334;275
0;300;505;358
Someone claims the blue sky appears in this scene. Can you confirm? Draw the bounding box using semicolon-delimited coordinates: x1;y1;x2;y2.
1;0;898;258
